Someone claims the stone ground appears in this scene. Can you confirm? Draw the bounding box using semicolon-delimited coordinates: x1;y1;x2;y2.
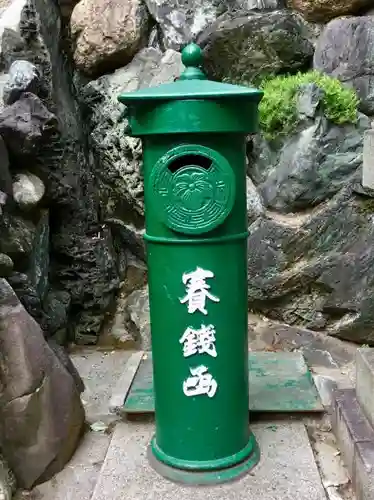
90;420;327;500
15;316;359;500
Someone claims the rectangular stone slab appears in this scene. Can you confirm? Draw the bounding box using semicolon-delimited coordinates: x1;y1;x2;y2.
123;351;323;414
90;421;326;500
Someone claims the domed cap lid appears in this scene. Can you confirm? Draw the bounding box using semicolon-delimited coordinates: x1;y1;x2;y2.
118;43;262;104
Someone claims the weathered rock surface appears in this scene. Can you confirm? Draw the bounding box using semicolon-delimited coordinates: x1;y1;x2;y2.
70;0;150;76
291;0;373;22
0;455;16;500
145;0;283;50
0;0;120;344
42;289;71;339
247;83;369;213
0;191;6;217
28;209;49;300
256;114;369;212
3;60;43;106
198;10;314;84
31;0;119;342
145;0;226;50
246;185;374;344
247;176;266;222
126;285;151;349
12;172;45;210
7;272;46;334
108;220;146;263
57;0;79;20
0;213;35;260
105;263;146;348
0;190;7;215
246;84;374;344
0;136;12;197
0;93;56;158
2;0;374;353
81;47;182;222
0;279;85;489
314;16;374;116
48;338;85;393
0;0;29;112
0;206;49;296
0;253;13;277
50;225;119;343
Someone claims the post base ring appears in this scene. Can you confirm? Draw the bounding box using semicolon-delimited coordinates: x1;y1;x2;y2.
147;431;260;486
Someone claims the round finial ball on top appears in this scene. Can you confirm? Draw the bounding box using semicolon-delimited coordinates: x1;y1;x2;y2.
181;43;203;68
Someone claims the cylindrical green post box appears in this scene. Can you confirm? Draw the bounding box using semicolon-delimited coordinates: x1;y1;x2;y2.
118;44;263;485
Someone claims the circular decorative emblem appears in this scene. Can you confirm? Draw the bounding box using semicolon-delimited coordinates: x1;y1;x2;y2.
150;145;236;235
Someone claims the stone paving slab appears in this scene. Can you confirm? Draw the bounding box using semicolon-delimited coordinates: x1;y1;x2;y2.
123;351;323;414
71;350;132;424
332;389;374;477
332;388;374;500
109;351;143;415
247;318;357;370
354;441;374;500
91;420;326;500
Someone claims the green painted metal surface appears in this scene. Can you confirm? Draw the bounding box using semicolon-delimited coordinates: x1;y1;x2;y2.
149;144;236;234
117;74;262;101
118;43;262;137
118;43;262;481
122;100;262;136
124;352;323;414
144;136;255;469
118;44;262;103
147;431;261;486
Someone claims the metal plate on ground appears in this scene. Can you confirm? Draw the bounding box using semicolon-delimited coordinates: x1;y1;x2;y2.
123;352;323;414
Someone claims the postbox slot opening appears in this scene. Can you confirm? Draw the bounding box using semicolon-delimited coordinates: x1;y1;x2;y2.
167;154;213;173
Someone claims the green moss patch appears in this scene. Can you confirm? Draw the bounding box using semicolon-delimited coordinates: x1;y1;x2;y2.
258;71;359;141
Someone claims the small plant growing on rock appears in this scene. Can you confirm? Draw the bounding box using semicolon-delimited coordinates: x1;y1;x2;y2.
258;71;359;141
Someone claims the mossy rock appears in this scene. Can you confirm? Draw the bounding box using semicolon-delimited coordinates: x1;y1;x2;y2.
199;10;314;85
258;71;360;141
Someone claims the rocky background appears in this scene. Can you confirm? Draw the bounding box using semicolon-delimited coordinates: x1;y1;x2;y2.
1;0;374;353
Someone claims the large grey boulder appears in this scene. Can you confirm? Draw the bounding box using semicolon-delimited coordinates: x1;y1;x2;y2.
257;114;369;212
246;185;374;345
291;0;374;22
198;10;314;84
71;0;150;76
314;16;374;116
0;93;57;158
144;0;283;50
3;60;44;106
0;279;85;489
12;172;45;211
